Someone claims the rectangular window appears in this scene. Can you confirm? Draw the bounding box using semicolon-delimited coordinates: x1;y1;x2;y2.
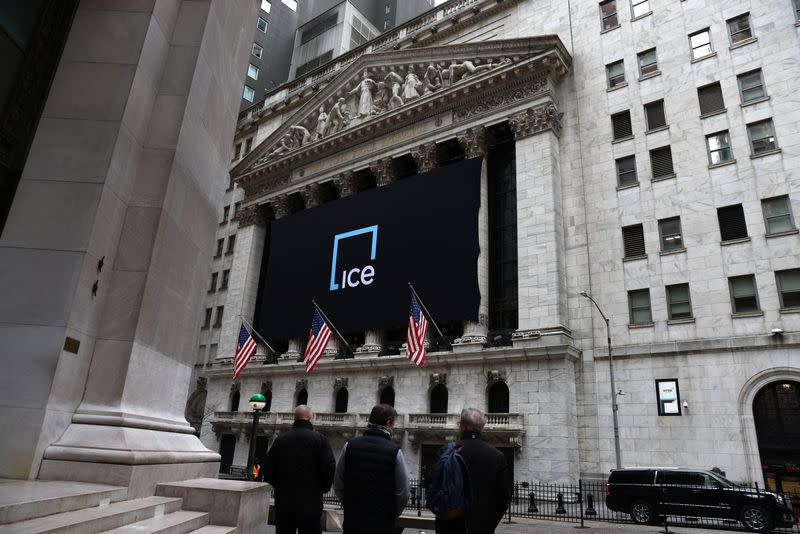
727;13;753;45
233;202;241;220
717;204;748;241
488;139;518;331
220;269;230;290
247;64;259;80
650;146;674;179
611;110;633;141
658;217;684;251
729;275;760;313
243;85;255;102
385;3;391;13
233;143;241;161
656;379;682;416
599;0;618;31
251;43;263;58
747;119;778;155
209;272;218;292
606;60;625;88
226;235;236;255
214;306;224;328
631;0;650;18
257;17;267;33
384;19;390;30
616;155;638;186
644;99;667;130
795;0;800;21
245;138;253;153
261;0;271;13
762;196;795;234
706;131;733;165
202;308;212;329
666;284;692;319
628;289;653;325
622;224;646;258
638;48;658;76
221;206;229;224
689;28;713;60
215;238;224;258
777;269;800;309
281;0;297;10
738;69;766;103
698;82;725;116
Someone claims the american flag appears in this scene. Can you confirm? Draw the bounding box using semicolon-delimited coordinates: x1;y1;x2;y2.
304;308;332;374
406;293;428;366
233;323;257;379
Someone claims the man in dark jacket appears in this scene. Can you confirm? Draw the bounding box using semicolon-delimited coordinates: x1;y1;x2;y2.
334;404;410;534
264;405;336;534
435;407;511;534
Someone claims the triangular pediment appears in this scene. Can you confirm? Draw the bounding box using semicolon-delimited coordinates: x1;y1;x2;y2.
233;36;570;186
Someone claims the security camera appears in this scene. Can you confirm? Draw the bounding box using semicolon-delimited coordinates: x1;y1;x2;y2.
771;328;784;336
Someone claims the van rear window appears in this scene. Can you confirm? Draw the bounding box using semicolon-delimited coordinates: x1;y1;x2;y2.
610;470;654;484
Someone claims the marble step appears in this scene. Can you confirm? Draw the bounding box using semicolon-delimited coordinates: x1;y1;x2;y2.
99;510;209;533
0;480;128;524
187;527;237;534
0;496;183;534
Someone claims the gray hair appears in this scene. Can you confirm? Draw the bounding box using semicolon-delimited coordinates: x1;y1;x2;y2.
460;407;486;432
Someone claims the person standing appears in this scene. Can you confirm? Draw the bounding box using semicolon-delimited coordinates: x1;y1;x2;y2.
334;404;410;534
434;408;511;534
264;405;335;534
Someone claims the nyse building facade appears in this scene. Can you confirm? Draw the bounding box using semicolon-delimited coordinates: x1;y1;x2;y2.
195;0;800;490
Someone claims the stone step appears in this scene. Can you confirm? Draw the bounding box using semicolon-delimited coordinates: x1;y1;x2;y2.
187;526;237;534
0;496;183;534
0;480;128;524
99;510;209;533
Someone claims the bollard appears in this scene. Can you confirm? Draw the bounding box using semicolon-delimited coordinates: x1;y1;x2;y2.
556;492;567;514
585;493;597;516
528;491;538;514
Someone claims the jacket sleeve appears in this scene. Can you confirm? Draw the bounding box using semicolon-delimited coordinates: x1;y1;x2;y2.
263;438;279;487
319;435;336;493
493;452;511;526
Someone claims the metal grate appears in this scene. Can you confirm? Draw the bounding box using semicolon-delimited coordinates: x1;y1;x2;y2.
611;111;633;140
622;224;646;258
717;204;748;241
650;146;674;178
645;100;666;130
698;82;725;115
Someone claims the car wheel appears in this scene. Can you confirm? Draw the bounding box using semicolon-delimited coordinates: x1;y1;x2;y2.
630;500;656;525
740;505;772;533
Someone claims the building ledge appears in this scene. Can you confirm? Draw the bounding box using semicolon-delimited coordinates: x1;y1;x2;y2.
721;236;751;246
623;254;647;262
691;51;717;64
607;82;628;93
729;37;758;50
780;307;800;315
700;108;727;119
646;125;669;135
660;247;686;256
652;173;677;182
708;159;736;169
616;182;640;192
766;229;799;239
632;11;653;22
612;135;634;145
638;70;662;82
628;322;655;329
601;25;621;35
751;148;782;160
741;96;770;108
732;311;764;319
667;318;695;325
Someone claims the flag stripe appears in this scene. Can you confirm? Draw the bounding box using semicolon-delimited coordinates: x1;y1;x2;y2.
233;324;257;380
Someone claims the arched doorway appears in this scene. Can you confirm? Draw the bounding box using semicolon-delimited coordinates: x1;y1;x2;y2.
230;390;240;412
430;384;448;414
380;386;395;407
488;382;510;413
335;388;349;413
753;380;800;496
296;388;308;406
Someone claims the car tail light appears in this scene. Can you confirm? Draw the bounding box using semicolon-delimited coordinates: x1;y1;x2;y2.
605;484;611;497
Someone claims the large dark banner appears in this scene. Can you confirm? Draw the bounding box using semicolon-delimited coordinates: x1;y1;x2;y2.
257;157;481;340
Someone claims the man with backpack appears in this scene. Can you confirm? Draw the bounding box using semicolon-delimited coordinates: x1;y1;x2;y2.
428;407;511;534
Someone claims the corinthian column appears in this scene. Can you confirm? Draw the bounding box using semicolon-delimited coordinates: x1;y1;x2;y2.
411;142;439;173
454;126;488;347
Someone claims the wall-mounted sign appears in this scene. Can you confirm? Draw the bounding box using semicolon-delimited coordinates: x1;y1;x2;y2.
656;379;681;416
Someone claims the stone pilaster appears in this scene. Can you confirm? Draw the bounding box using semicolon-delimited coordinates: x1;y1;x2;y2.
454;126;488;347
411;142;439;173
333;171;356;198
299;183;323;209
370;157;395;187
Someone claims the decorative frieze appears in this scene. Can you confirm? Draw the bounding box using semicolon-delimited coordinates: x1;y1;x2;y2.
370;157;396;186
412;142;439;173
246;175;290;199
457;126;487;159
453;77;549;123
233;204;268;228
333;171;356;197
509;101;564;139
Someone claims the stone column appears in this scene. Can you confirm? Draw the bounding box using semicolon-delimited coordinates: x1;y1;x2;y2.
355;159;395;357
25;0;260;495
508;102;570;343
454;127;489;348
411;142;439;174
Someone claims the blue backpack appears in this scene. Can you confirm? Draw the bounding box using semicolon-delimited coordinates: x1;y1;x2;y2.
427;443;471;520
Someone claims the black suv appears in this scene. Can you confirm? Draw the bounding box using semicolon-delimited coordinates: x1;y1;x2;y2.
605;468;796;532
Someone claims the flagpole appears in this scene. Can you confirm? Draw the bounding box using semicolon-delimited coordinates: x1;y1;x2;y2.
239;314;278;356
408;282;444;337
311;300;353;355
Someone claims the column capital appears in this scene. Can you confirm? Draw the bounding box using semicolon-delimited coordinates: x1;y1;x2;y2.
411;142;439;173
370;157;396;187
333;171;356;197
233;203;268;228
269;195;291;219
509;101;564;140
299;183;323;208
457;126;487;159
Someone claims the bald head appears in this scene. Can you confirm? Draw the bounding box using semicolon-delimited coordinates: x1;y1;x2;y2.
294;404;314;422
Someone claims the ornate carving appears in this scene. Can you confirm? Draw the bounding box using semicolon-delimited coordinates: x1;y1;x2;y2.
412;142;439;173
333;171;356;198
334;377;349;391
233;203;268;228
295;378;308;391
196;376;208;391
371;157;396;186
299;183;323;208
487;370;507;386
429;373;448;387
457;126;487;159
349;70;379;118
261;381;272;393
378;375;394;389
245;175;290;200
509;101;564;139
453;77;549;122
269;195;291;219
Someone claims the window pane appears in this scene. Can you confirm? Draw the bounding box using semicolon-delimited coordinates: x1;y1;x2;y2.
645;100;666;130
617;156;637;186
670;302;692;318
659;217;683;250
749;120;777;154
718;204;748;241
698;83;725;115
247;64;259;79
600;0;618;30
243;86;255;102
763;197;794;234
630;289;652;324
632;0;650;17
779;270;800;292
728;14;752;43
638;49;657;75
690;30;712;58
257;17;267;32
261;0;271;13
732;277;756;298
607;61;625;87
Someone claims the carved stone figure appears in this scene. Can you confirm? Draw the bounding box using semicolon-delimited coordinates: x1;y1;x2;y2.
314;106;328;140
289;124;311;147
422;63;442;94
403;65;423;101
259;133;296;163
349;70;377;118
324;97;349;134
384;71;404;110
448;57;511;83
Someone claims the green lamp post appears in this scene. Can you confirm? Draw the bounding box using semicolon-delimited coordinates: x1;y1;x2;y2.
246;393;267;480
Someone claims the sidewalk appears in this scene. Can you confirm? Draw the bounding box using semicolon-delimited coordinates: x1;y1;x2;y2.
492;518;739;533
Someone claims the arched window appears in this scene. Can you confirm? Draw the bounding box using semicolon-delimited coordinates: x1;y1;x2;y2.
230;390;240;412
296;388;308;406
754;381;800;467
488;381;510;413
430;384;448;414
263;390;272;412
380;386;395;407
335;388;349;413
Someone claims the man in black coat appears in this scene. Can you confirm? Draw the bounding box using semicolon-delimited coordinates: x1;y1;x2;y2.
264;405;336;534
334;404;410;534
435;407;511;534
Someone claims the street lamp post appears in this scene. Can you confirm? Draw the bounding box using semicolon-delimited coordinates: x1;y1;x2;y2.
580;291;622;469
246;393;266;480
